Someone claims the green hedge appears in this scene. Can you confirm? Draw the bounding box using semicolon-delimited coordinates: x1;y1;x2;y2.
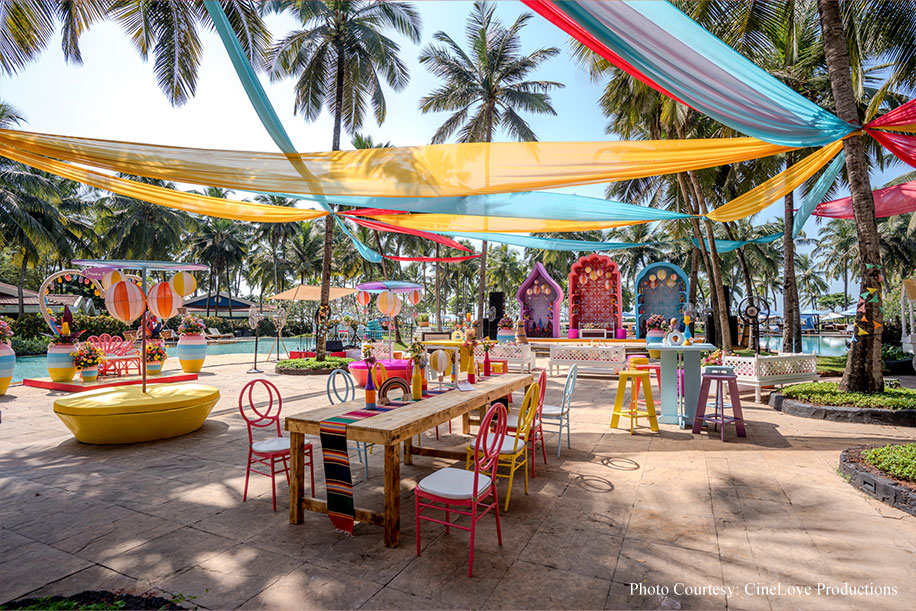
863;443;916;483
10;337;50;355
276;357;353;371
782;382;916;410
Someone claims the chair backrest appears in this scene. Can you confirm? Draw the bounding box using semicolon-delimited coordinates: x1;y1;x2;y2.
473;402;508;494
327;369;356;404
238;379;284;444
509;383;540;453
562;364;578;410
87;333;125;355
535;369;547;417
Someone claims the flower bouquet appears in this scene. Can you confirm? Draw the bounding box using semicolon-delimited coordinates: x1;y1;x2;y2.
702;348;735;368
145;343;168;375
177;315;205;335
645;314;670;333
46;307;85;382
406;341;427;400
73;344;105;382
0;318;13;344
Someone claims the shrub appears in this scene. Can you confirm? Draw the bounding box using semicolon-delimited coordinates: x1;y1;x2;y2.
782;382;916;410
9;313;48;339
276;357;353;371
10;337;50;355
863;443;916;483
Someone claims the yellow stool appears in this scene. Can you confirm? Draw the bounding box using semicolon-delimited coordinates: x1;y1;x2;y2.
611;369;659;434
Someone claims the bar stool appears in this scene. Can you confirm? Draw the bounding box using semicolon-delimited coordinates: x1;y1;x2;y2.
692;366;747;441
611;369;659;434
628;356;661;398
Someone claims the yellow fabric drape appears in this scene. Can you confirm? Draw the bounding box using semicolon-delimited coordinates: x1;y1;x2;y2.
1;144;329;223
705;141;845;222
362;213;641;233
0;128;796;197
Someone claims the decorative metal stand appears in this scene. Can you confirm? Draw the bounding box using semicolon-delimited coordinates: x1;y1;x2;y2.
247;305;263;374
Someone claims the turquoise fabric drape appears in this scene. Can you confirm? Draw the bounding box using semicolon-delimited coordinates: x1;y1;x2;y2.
204;0;381;262
792;151;845;237
692;233;783;253
436;232;659;251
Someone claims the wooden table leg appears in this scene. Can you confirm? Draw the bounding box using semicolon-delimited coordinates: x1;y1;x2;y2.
289;431;305;524
384;443;401;547
462;412;471;434
403;437;413;465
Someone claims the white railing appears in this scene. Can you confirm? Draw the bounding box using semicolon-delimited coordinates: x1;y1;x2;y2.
548;345;626;376
722;353;819;401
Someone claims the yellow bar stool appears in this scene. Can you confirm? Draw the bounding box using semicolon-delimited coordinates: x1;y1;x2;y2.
611;369;659;434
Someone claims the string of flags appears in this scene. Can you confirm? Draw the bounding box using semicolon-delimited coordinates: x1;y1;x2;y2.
851;265;883;342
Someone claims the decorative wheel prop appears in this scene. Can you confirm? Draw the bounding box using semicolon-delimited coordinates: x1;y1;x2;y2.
738;296;771;355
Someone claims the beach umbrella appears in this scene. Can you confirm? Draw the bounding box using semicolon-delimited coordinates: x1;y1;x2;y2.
147;281;182;319
170;271;197;297
105;280;146;323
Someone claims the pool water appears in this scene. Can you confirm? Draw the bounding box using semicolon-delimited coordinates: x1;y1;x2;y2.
8;336;317;383
758;334;848;357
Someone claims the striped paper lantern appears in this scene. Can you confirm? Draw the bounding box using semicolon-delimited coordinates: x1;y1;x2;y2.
147;281;182;319
105;280;146;323
101;269;124;290
429;349;450;374
407;289;422;305
376;290;398;316
357;290;371;306
389;296;403;317
169;271;197;297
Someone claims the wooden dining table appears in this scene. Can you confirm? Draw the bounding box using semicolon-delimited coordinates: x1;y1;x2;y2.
285;372;534;547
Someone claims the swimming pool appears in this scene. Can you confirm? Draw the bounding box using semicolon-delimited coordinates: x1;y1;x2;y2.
8;336;316;383
758;334;848;357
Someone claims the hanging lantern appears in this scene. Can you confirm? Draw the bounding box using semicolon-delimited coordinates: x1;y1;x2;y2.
580;275;587;286
657;269;668;281
390;296;403;317
407;289;422;305
604;279;610;290
429;350;450;374
586;266;592;273
102;270;124;290
105;280;146;323
527;288;533;296
589;271;597;281
534;284;540;295
64;274;72;281
357;290;371;306
147;281;182;320
376;290;398;316
169;271;197;297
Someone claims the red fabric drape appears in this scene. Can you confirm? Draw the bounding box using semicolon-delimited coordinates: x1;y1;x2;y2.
866;97;916;131
867;129;916;169
385;254;481;262
813;180;916;219
346;216;472;252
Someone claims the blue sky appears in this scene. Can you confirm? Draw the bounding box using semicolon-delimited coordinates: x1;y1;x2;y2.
1;1;908;298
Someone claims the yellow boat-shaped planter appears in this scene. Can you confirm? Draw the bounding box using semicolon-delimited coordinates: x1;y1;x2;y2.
53;383;220;444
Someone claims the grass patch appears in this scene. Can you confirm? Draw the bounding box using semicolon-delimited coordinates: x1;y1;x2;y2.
816;355;847;375
782;382;916;410
863;443;916;483
276;356;353;371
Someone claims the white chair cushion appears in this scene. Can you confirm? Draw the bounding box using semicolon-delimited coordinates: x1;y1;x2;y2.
417;467;492;500
252;436;292;453
506;412;539;430
474;430;526;455
541;403;567;416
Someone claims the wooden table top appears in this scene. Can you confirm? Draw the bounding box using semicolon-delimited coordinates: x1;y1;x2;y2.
285;373;533;445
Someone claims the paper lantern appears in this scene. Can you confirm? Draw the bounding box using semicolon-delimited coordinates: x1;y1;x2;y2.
376;290;398;316
147;281;182;319
105;280;146;323
589;271;597;281
169;271;197;297
357;290;371;306
102;270;124;289
430;350;450;374
407;289;422;305
389;296;403;317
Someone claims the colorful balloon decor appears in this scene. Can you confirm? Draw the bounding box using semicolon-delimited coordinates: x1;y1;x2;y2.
105;280;146;323
102;269;124;289
357;290;371;306
407;289;422;305
169;271;197;297
376;290;399;316
147;281;182;320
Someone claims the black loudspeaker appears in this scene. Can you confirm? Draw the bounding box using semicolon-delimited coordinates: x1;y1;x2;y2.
723;286;732;313
325;340;344;352
705;314;740;348
483;292;505;340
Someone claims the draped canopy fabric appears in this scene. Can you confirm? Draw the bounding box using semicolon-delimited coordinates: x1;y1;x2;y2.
706;141;844;222
435;231;658;252
362;213;641;234
792;151;847;237
0;129;796;198
866;129;916;169
525;1;854;147
866;98;916;133
814;181;916;219
692;233;783;253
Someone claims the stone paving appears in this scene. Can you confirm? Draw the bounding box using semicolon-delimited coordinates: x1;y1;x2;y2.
1;353;915;610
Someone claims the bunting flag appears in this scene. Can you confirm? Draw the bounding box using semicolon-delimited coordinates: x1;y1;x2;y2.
792;151;846;237
706;141;845;222
866;129;916;169
524;1;854;146
866;98;916;133
814;180;916;219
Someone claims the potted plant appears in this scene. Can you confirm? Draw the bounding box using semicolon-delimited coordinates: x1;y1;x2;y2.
145;344;168;375
0;318;14;395
73;344;105;382
497;315;515;344
417;313;430;328
644;314;670;358
47;307;84;382
176;314;207;373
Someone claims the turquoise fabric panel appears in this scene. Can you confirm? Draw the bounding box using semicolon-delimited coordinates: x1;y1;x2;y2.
792;151;845;237
436;231;658;251
692;233;783;253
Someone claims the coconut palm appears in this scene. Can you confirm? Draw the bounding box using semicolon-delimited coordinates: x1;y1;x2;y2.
187;218;247;318
818;219;858;308
419;0;563;337
252;195;300;293
267;0;420;359
795;253;829;310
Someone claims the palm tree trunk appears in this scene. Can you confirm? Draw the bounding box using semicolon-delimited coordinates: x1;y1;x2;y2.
214;270;221;320
17;255;28;317
724;224;758;350
782;180;802;354
226;267;233;320
843;262;848;309
817;0;883;392
688;246;699;336
436;243;442;331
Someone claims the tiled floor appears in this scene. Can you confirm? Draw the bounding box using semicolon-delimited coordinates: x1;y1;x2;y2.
1;354;914;610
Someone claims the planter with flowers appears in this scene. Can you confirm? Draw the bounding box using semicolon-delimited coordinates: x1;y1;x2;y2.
73;344;105;382
146;344;168;375
176;315;207;373
0;319;14;394
47;307;84;382
644;314;670;358
497;315;515;344
417;313;430;328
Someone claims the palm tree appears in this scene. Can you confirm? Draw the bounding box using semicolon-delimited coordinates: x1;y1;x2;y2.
252;195;300;293
419;0;562;338
818;219;858;308
267;0;420;359
486;243;525;299
795;253;829;310
188;218;247;318
0;100;25;127
0;1;268;106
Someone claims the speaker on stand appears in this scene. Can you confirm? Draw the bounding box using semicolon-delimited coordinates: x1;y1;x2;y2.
483;292;505;340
